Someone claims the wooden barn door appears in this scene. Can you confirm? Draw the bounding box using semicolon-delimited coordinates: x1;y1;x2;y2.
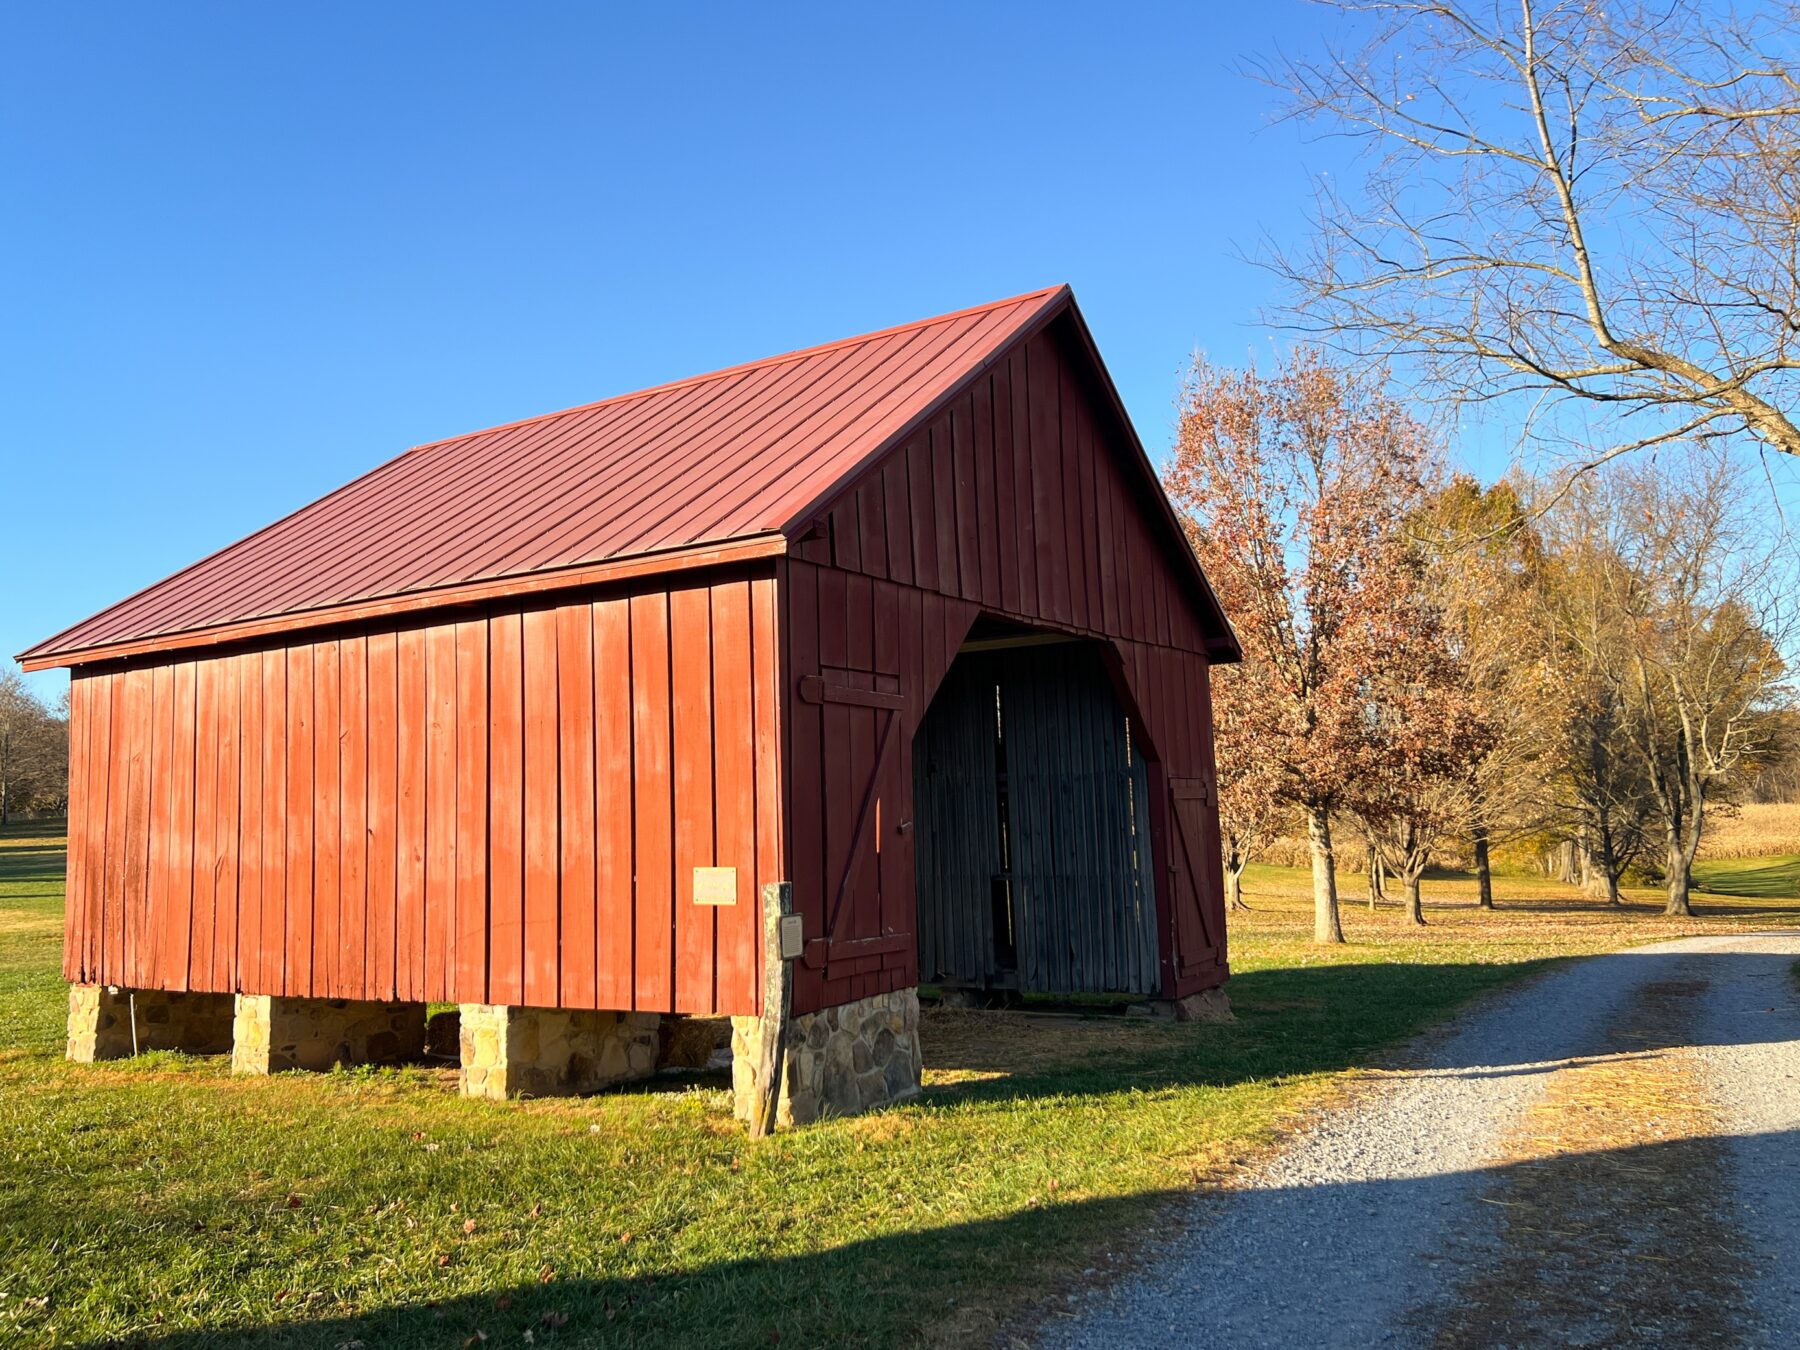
1164;776;1224;978
797;661;913;987
913;642;1162;997
1002;646;1161;995
788;565;964;1012
913;654;1005;985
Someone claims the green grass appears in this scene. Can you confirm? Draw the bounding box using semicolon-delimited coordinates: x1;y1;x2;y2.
1692;852;1800;899
4;824;1799;1348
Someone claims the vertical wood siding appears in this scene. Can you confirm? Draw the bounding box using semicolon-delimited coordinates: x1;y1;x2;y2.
63;571;782;1017
786;319;1228;1010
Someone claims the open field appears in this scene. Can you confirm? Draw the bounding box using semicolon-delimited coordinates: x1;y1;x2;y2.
3;821;1797;1349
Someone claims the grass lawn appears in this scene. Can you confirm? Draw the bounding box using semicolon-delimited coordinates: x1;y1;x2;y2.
1692;852;1800;899
3;821;1796;1349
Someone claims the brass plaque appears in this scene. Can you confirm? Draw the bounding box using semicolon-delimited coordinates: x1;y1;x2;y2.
693;866;738;906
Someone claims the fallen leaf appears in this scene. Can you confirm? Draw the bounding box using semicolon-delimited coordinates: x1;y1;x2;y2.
540;1311;569;1328
284;1194;304;1210
462;1218;478;1235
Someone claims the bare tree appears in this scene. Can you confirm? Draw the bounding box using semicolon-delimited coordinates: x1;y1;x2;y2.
1546;450;1793;913
1272;1;1800;467
0;669;65;825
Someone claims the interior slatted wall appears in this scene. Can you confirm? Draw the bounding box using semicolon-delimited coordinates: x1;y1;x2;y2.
61;569;783;1017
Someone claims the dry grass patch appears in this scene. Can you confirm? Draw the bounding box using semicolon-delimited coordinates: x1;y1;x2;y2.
1433;978;1747;1348
1698;802;1800;859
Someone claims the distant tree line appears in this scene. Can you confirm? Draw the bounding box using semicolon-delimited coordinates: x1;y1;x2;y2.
1168;349;1795;943
0;670;69;823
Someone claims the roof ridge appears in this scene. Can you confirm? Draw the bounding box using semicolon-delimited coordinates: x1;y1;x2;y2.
396;284;1069;458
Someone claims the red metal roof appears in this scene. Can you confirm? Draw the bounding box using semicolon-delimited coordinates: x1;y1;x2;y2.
24;286;1069;665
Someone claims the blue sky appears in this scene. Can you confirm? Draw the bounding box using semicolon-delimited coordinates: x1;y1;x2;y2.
0;4;1581;698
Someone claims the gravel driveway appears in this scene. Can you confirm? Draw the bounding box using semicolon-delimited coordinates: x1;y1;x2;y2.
1035;930;1800;1349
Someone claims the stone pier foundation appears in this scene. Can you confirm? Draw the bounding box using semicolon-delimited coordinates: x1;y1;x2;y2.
458;1004;661;1100
732;986;921;1127
231;995;427;1074
66;985;235;1062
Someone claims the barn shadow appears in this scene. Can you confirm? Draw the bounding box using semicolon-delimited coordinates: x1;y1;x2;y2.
99;1128;1796;1350
912;945;1800;1108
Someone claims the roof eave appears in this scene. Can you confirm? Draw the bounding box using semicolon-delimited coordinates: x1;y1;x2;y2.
18;533;788;672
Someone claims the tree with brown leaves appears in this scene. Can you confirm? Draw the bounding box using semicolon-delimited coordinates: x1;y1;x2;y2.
1170;348;1435;943
1211;656;1286;912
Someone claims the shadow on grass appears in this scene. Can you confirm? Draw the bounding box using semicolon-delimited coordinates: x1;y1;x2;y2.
83;1126;1793;1350
1694;856;1800;900
0;844;66;889
920;944;1800;1104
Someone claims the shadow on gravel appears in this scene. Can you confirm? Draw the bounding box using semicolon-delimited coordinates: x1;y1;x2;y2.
88;1129;1796;1350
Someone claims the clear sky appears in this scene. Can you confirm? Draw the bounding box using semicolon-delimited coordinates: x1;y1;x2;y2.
0;3;1618;698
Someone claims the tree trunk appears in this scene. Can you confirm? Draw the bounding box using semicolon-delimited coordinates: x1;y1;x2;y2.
1472;825;1494;910
1308;807;1346;944
1556;839;1580;885
1225;859;1248;912
1403;872;1425;925
1664;834;1693;916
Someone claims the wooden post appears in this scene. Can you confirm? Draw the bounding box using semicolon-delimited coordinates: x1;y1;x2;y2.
749;881;796;1139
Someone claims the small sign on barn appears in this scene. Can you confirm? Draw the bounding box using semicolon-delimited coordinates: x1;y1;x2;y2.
22;285;1240;1126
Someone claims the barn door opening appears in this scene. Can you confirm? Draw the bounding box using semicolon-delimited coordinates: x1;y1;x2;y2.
913;636;1161;996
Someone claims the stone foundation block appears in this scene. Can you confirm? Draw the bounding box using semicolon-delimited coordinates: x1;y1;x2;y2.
66;984;235;1062
231;995;428;1074
732;986;921;1127
1171;988;1235;1024
458;1004;661;1100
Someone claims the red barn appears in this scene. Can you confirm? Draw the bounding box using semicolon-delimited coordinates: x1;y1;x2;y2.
23;285;1239;1125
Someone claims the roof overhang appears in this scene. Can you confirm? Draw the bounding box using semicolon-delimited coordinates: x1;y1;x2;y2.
19;534;788;672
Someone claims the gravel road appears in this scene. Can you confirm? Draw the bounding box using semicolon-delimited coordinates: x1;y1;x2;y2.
1035;930;1800;1349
